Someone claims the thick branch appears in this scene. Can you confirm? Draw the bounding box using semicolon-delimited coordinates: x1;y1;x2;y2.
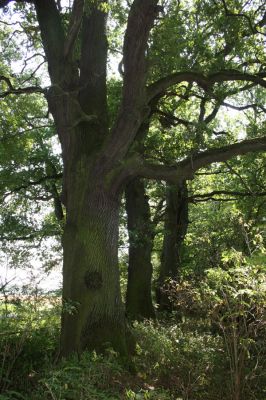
147;71;266;101
64;0;84;59
78;1;108;128
33;0;65;83
99;0;160;168
132;136;266;183
122;0;159;109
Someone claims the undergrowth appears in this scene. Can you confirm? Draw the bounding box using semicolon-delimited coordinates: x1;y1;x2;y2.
0;259;265;400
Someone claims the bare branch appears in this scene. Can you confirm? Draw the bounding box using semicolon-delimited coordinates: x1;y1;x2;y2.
156;109;192;128
224;161;252;193
220;0;265;35
204;102;222;124
221;101;266;113
0;75;44;98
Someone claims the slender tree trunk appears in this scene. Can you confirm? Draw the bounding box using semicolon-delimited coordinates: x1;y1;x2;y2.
157;181;188;310
125;178;155;320
60;163;127;356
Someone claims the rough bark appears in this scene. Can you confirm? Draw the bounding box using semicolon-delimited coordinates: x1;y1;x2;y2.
33;0;127;356
157;181;188;311
32;0;160;356
2;0;266;357
61;169;126;355
125;178;155;320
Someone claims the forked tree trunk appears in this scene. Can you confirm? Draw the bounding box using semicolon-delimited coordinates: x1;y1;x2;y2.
125;178;155;320
61;166;127;356
157;181;188;310
33;0;161;356
29;0;266;357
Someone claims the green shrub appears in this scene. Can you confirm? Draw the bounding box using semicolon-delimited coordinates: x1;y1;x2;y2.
32;351;125;400
165;251;266;400
133;320;225;400
0;293;60;395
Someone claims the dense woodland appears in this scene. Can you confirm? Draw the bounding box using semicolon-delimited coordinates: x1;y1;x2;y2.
0;0;265;399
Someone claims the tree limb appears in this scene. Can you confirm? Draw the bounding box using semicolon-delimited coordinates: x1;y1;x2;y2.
220;0;264;35
0;76;44;98
224;161;252;193
132;136;266;183
2;173;63;200
33;0;65;84
100;0;160;168
189;190;266;202
221;101;266;113
147;70;266;101
64;0;84;59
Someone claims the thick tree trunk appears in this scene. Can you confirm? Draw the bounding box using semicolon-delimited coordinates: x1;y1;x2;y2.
60;165;127;356
37;1;129;356
157;181;188;311
125;178;155;320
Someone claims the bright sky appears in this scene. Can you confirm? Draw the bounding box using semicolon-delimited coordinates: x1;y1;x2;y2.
0;262;62;293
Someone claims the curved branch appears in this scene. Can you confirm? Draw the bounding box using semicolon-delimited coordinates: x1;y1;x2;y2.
0;82;44;98
132;136;266;183
147;70;266;101
2;173;63;200
190;190;266;202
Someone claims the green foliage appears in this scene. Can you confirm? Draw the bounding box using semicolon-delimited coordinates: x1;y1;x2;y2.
133;320;225;400
0;290;60;395
203;256;266;400
0;0;265;398
33;351;124;400
166;252;266;400
0;287;265;400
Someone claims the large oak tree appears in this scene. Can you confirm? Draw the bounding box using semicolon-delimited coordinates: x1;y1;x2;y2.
0;0;266;356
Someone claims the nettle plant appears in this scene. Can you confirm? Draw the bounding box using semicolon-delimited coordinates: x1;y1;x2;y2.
166;250;266;400
203;252;266;400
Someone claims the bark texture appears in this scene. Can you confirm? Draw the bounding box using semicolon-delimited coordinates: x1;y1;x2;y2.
32;0;160;356
157;181;188;310
125;179;155;320
3;0;265;356
61;176;126;355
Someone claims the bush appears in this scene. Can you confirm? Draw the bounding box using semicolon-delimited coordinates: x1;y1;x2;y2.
165;251;266;400
0;291;60;395
133;320;225;400
33;351;128;400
